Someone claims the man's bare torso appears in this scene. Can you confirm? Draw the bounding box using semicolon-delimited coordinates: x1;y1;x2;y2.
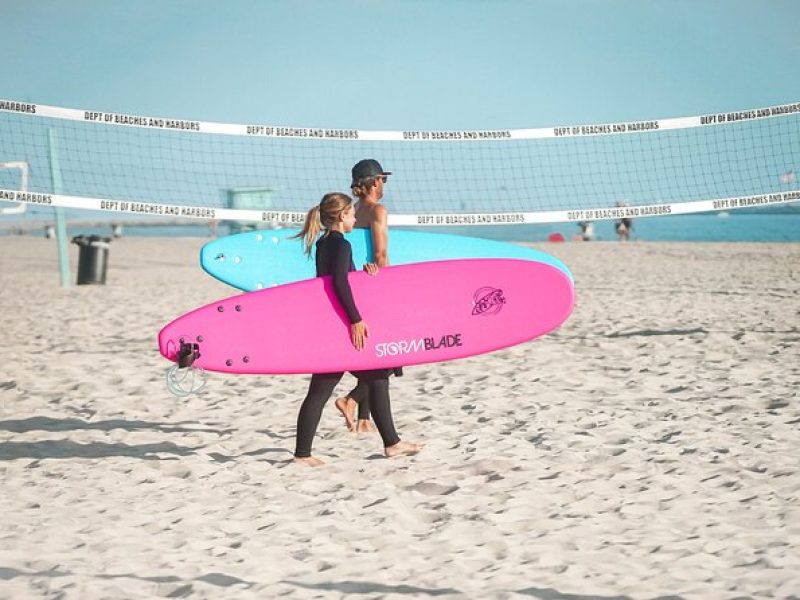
354;201;378;229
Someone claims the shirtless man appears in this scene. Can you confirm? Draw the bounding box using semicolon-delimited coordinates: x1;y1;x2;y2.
353;159;390;264
334;159;396;432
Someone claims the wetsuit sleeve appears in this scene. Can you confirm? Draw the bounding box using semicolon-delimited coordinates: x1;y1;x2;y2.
332;239;362;324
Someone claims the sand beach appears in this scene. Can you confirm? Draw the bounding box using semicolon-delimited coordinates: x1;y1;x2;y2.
0;236;798;599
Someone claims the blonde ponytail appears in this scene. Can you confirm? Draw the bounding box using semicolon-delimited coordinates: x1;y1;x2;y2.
295;206;322;257
293;192;353;257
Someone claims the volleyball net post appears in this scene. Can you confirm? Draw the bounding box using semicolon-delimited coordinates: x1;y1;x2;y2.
47;128;70;288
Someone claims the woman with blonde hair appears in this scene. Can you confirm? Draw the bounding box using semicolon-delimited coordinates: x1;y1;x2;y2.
292;192;422;465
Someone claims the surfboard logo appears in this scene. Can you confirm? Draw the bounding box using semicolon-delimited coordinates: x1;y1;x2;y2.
375;334;463;358
472;287;505;316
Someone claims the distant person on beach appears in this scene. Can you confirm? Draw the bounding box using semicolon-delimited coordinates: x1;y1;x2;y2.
615;203;632;241
334;159;404;434
615;217;632;241
292;192;422;465
573;221;594;241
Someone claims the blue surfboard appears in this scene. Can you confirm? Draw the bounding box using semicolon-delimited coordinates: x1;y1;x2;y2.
200;228;573;291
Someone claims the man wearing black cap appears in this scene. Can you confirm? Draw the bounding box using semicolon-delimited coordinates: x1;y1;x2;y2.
351;158;392;267
334;158;399;433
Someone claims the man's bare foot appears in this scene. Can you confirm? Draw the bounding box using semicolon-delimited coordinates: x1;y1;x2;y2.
355;419;377;433
385;441;424;458
334;396;356;431
294;456;325;467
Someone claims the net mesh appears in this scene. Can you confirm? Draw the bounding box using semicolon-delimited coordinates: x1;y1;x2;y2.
1;100;798;223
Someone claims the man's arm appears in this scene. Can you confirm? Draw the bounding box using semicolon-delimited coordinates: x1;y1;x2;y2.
370;204;389;267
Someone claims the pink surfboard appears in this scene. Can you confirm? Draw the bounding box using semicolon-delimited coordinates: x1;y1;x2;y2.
158;259;574;375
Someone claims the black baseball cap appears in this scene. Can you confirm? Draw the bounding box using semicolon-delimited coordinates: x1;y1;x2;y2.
351;159;391;185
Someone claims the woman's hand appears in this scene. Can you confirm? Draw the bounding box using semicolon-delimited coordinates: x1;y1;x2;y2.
350;320;369;350
363;262;379;276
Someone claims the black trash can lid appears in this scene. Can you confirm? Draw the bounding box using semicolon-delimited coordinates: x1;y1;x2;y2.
71;234;112;245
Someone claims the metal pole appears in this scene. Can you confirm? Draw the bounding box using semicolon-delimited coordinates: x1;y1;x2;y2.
48;128;70;288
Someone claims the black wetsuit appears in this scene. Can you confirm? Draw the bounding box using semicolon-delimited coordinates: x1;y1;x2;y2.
347;365;403;421
294;231;400;458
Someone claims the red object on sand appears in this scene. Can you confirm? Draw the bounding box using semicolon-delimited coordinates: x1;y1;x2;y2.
547;233;565;242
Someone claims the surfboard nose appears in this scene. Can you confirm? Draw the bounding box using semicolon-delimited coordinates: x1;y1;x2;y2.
158;329;181;363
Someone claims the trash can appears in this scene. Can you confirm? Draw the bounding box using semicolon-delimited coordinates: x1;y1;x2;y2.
71;235;112;285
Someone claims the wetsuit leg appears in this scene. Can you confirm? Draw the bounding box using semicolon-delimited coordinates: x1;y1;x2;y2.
295;372;344;457
355;373;400;449
350;368;401;421
347;380;371;421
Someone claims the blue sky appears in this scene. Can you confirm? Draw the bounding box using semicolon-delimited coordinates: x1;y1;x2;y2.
4;0;800;129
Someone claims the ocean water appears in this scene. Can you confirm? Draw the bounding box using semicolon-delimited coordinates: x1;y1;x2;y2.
423;213;800;243
2;212;798;242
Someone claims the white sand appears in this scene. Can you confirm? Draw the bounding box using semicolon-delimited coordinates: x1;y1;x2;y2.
0;236;798;599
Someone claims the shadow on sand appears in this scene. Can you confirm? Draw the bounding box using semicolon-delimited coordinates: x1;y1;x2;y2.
0;416;232;436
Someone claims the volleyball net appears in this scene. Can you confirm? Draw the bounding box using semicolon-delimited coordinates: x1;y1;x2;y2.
1;98;798;226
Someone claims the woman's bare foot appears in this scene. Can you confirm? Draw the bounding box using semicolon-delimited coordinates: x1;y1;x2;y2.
355;419;377;433
294;456;325;467
334;396;357;431
385;441;424;458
